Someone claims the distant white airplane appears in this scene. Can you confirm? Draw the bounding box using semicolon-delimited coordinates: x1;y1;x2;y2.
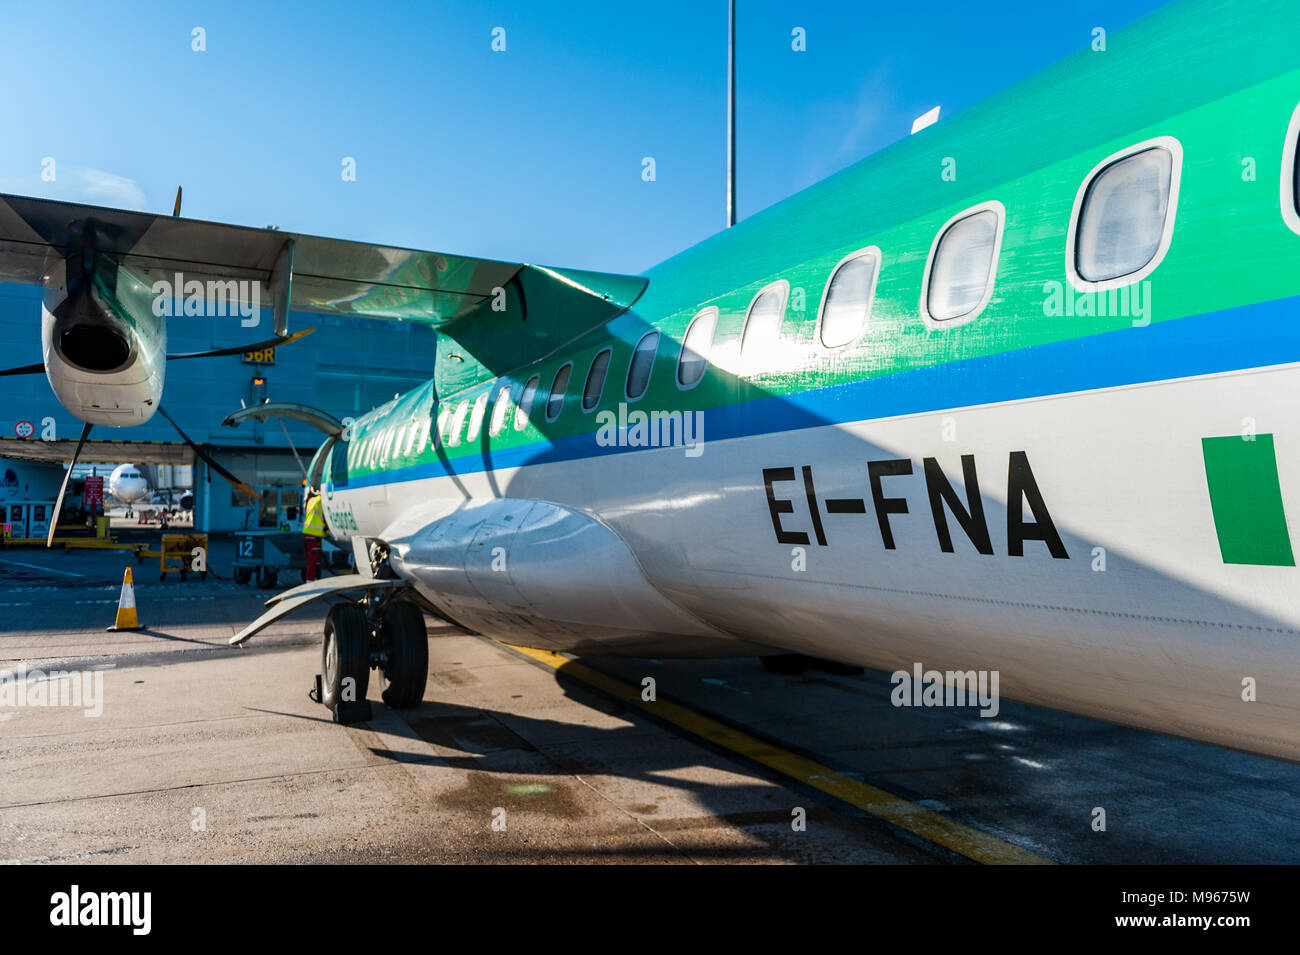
108;464;150;516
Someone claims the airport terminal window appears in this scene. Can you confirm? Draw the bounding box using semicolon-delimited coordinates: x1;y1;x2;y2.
819;248;880;347
677;307;717;388
1073;144;1175;285
466;392;489;442
924;205;1002;323
516;375;540;430
583;348;612;412
740;280;789;360
489;381;513;436
546;363;572;422
625;331;660;401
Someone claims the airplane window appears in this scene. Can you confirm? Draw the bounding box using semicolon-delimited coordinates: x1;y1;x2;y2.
1074;145;1174;284
925;207;1001;323
329;438;349;488
677;307;717;388
820;249;880;347
625;331;660;401
516;375;540;430
489;382;513;436
740;281;789;360
434;406;449;447
546;363;572;422
582;348;612;412
466;392;489;442
446;400;469;446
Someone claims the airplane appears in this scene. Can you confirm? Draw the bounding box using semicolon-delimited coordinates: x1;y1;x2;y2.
107;464;149;514
4;0;1300;761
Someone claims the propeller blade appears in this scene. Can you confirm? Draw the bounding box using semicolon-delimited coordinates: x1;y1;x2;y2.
172;186;183;217
47;421;93;547
156;406;259;500
0;362;45;377
167;327;314;362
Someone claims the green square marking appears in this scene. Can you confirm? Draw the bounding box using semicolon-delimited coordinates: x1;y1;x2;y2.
1201;434;1295;566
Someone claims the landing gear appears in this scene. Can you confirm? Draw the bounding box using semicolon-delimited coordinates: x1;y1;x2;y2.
314;595;429;724
378;602;428;709
321;604;370;720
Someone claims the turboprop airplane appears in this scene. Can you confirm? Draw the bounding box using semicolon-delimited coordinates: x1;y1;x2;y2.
7;0;1300;759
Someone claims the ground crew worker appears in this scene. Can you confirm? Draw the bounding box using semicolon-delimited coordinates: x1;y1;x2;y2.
302;490;327;581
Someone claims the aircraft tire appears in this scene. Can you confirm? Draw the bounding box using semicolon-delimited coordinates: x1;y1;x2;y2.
379;602;428;709
321;604;369;710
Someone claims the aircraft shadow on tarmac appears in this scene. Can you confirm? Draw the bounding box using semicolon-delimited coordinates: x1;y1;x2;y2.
361;656;1300;865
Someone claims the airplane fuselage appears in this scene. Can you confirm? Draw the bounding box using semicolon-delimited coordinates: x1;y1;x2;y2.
317;11;1300;761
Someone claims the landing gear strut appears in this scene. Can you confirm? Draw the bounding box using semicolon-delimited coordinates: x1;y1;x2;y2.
316;593;429;724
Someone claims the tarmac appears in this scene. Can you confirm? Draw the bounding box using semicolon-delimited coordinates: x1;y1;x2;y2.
1;529;1298;864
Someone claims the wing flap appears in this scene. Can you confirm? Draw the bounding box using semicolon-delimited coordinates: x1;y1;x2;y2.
230;574;403;646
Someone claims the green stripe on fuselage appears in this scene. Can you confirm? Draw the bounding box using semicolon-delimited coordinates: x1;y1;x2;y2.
1202;434;1295;566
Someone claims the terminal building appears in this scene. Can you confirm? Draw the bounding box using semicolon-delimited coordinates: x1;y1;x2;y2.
0;281;436;532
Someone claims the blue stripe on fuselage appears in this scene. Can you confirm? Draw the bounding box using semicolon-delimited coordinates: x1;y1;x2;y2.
340;294;1300;490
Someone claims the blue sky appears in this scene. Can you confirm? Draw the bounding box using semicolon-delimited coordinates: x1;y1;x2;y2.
0;0;1168;274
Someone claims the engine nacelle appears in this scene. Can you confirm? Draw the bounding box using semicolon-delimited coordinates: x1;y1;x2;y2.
40;253;165;425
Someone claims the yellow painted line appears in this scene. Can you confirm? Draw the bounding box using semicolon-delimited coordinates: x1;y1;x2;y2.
505;644;1051;866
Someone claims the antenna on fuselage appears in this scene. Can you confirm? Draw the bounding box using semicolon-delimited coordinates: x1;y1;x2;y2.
726;0;736;228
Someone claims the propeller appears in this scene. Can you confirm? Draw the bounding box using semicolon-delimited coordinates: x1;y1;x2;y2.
46;421;93;547
156;406;259;500
0;362;45;377
167;327;314;362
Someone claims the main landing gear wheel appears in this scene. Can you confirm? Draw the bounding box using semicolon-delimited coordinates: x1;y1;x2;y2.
321;603;370;721
378;602;428;709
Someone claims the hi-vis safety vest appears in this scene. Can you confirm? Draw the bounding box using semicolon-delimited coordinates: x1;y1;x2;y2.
303;495;327;538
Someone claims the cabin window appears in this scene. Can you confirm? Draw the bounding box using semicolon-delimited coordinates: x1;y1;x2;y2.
465;392;489;443
489;382;513;436
445;400;469;446
626;331;659;401
923;204;1003;324
434;405;449;447
1071;142;1178;286
582;348;612;412
819;248;880;347
546;363;571;422
677;307;717;388
329;438;349;488
1281;105;1300;235
515;375;540;430
740;280;789;361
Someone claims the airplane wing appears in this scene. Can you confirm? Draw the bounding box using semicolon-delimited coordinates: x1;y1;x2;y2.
0;192;648;389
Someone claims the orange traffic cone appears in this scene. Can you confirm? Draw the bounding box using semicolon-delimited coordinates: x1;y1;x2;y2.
107;566;144;632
